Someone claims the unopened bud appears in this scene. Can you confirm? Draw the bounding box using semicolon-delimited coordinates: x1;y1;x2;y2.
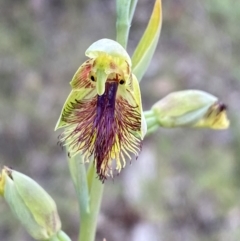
151;90;229;129
0;166;61;240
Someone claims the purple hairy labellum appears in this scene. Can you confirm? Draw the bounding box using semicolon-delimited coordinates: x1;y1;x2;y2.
57;75;143;182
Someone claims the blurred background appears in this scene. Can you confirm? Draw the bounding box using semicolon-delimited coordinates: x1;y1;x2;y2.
0;0;239;240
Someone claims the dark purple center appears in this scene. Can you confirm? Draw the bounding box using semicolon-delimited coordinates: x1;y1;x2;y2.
94;82;118;180
94;82;118;126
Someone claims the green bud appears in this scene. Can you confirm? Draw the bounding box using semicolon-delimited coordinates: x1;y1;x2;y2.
0;166;61;240
151;90;229;129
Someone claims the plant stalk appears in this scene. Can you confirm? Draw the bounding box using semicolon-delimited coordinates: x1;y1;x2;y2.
116;0;131;48
78;162;104;241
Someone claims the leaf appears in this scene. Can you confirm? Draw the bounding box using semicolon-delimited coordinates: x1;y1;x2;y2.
132;0;162;81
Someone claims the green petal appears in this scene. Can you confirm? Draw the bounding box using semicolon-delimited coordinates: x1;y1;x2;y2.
70;59;94;90
132;0;162;81
125;74;146;139
55;89;95;130
132;74;147;138
85;38;132;66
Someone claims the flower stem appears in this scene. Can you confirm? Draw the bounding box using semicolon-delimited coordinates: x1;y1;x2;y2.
68;154;89;216
144;109;155;118
116;0;131;48
145;114;159;135
145;116;158;129
78;162;104;241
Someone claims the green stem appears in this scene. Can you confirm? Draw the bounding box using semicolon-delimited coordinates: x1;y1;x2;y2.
145;116;158;129
116;0;131;48
146;124;159;136
78;162;104;241
144;109;155;118
68;153;89;217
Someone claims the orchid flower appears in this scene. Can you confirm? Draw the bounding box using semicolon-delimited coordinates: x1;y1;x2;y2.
55;39;147;182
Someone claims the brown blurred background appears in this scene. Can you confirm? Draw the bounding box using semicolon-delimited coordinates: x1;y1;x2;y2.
0;0;239;240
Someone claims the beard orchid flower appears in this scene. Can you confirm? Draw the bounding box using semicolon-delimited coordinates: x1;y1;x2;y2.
55;39;147;182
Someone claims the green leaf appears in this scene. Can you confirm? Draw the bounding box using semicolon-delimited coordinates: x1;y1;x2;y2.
129;0;138;23
132;0;162;81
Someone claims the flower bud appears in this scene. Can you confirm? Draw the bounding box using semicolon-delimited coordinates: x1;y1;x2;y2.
0;166;61;240
151;90;229;129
